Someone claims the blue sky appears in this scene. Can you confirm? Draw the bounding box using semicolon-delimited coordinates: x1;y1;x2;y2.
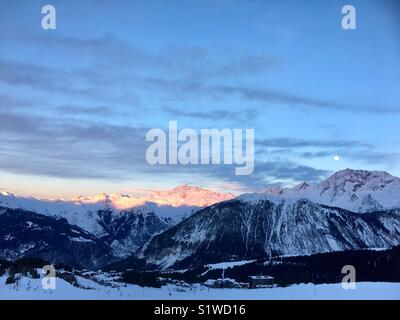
0;0;399;198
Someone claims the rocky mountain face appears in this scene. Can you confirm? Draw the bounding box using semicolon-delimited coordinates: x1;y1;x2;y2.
0;207;113;269
96;208;170;258
133;195;400;270
265;169;400;213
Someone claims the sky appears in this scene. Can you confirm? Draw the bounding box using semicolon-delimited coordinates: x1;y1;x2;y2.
0;0;399;198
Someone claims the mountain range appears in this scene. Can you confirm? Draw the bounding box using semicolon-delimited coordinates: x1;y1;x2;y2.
0;185;233;261
1;169;400;270
263;169;400;212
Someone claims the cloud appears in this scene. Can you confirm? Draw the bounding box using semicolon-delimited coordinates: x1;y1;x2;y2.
0;108;333;189
10;33;280;80
298;149;400;164
254;162;330;183
1;32;398;190
257;137;370;149
28;34;164;69
301;151;334;159
0;110;149;180
163;106;257;122
210;55;281;77
1;108;396;190
0;94;35;110
344;150;400;166
57;105;116;117
140;159;331;191
206;85;400;114
256;137;399;166
207;161;330;190
0;60;66;91
2;33;399;115
0;103;396;189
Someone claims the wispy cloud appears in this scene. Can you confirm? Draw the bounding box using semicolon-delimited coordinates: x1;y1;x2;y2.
2;33;399;115
257;137;371;149
163;106;257;122
0;110;148;180
257;137;399;167
173;161;331;191
1;107;397;190
205;85;400;114
56;105;117;117
1;32;398;191
0;108;333;189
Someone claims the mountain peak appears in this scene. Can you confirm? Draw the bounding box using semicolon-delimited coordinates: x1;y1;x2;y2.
259;168;400;213
293;182;310;191
236;193;284;204
72;192;111;204
328;168;394;182
172;184;203;192
149;185;235;207
322;169;398;192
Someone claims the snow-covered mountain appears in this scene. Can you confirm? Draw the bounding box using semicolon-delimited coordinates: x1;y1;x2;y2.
70;185;234;209
265;169;400;213
0;186;233;258
131;195;400;270
145;185;234;207
0;185;233;232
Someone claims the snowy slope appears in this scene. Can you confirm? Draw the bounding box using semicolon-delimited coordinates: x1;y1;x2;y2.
0;272;399;300
267;169;400;213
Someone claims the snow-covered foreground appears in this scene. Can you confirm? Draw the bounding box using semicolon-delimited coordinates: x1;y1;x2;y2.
0;275;399;300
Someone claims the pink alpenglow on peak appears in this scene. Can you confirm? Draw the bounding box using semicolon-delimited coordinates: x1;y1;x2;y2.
0;185;234;213
70;185;235;209
0;185;235;238
147;185;235;207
